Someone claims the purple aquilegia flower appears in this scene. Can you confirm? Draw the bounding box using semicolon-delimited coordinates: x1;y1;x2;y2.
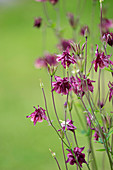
66;147;87;167
57;39;71;51
93;45;113;72
34;17;42;28
26;105;48;126
45;54;58;66
103;32;113;47
36;0;47;2
35;57;47;68
57;48;76;69
52;76;72;95
80;25;90;37
49;0;58;5
35;54;58;68
108;81;113;102
58;119;76;133
70;75;95;96
101;18;113;34
93;130;99;141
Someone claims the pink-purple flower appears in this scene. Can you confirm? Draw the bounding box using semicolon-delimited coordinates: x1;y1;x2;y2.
52;76;72;95
57;48;76;69
49;0;58;5
26;105;48;126
93;45;113;72
66;147;87;167
80;25;90;37
103;32;113;47
101;18;113;34
35;54;58;68
108;81;113;102
57;39;71;51
34;17;42;28
70;75;95;96
58;119;76;133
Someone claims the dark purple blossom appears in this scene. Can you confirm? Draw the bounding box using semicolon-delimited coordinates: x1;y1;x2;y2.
92;45;113;72
93;130;99;141
57;48;76;69
108;81;113;102
101;18;113;34
66;147;87;167
80;25;90;37
70;75;95;96
58;119;76;133
57;39;71;51
26;105;48;126
52;76;72;95
49;0;58;5
35;54;58;68
103;32;113;47
34;17;42;28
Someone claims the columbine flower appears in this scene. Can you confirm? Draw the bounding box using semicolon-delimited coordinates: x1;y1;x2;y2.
34;17;42;28
52;76;72;95
49;0;58;5
101;18;113;34
35;54;58;68
67;13;79;29
103;32;113;47
80;25;90;37
58;119;76;133
108;81;113;102
57;48;76;69
57;39;71;51
93;130;99;141
66;147;87;167
26;106;48;126
93;45;113;72
70;75;95;96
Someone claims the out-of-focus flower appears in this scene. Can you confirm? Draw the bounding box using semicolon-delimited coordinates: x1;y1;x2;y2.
57;39;71;51
97;100;104;108
108;81;113;102
80;25;90;37
26;106;48;126
57;48;76;69
36;0;47;2
34;17;42;28
70;75;95;96
101;18;113;34
93;130;99;141
49;0;58;5
52;76;72;95
92;45;113;72
58;119;76;132
35;57;47;68
66;147;87;167
67;13;79;29
35;54;58;68
103;32;113;47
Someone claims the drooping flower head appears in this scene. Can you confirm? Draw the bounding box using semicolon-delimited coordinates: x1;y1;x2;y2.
66;147;87;167
101;18;113;34
92;45;113;72
108;81;113;102
34;17;42;28
57;48;76;69
49;0;58;5
52;76;72;95
58;119;76;133
35;54;58;68
103;32;113;47
57;39;71;51
80;25;90;37
26;105;48;125
70;75;95;96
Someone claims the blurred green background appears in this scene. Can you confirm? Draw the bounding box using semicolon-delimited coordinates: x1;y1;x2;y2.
0;0;113;169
